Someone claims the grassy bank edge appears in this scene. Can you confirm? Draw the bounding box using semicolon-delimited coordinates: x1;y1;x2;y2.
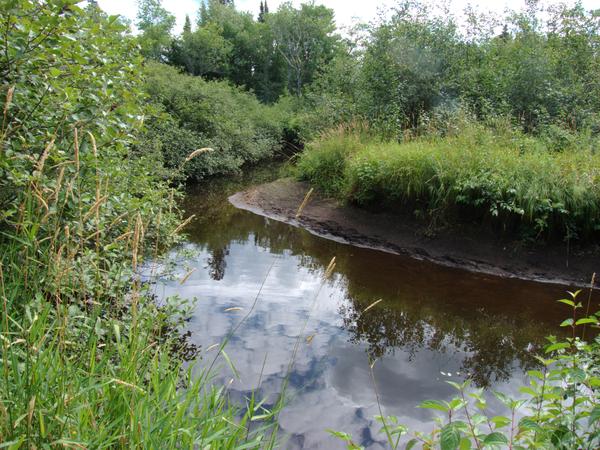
297;124;600;242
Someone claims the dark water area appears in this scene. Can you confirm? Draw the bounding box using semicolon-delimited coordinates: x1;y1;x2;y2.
151;165;577;449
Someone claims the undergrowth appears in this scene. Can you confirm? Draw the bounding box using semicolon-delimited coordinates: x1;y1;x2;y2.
0;1;278;447
297;123;600;241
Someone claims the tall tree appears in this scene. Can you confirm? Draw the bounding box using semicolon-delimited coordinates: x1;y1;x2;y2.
258;1;269;23
169;22;231;78
269;2;340;95
136;0;175;60
183;14;192;34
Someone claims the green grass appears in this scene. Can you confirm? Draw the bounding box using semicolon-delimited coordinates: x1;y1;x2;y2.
0;142;280;448
0;2;283;445
298;124;600;241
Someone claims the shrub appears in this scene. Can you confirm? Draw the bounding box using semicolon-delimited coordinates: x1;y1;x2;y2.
0;1;278;447
140;62;289;181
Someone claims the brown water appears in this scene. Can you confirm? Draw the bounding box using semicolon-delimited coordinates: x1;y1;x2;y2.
151;166;575;449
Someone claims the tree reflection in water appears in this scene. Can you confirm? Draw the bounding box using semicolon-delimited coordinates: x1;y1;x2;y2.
207;247;229;280
181;169;569;390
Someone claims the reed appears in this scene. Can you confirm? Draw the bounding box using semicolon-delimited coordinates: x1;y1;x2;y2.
0;132;280;447
298;123;600;241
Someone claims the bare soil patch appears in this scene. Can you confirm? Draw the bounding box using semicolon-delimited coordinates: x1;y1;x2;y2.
229;178;599;287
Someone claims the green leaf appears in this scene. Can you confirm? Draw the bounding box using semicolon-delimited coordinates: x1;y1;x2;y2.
519;386;537;397
490;416;511;429
545;342;570;353
440;424;461;450
446;381;463;391
406;439;418;450
576;317;598;325
459;437;472;450
519;418;542;431
557;299;575;307
220;350;240;379
527;370;544;380
589;407;600;426
449;398;467;411
419;400;449;412
327;429;352;441
560;318;574;327
483;432;508;446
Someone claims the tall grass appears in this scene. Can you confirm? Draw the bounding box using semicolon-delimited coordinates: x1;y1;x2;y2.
0;125;280;447
0;2;280;444
297;123;600;241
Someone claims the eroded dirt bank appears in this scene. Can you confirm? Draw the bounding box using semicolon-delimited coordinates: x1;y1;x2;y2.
229;178;599;287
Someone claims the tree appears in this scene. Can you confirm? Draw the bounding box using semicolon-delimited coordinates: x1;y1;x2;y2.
170;23;231;78
195;1;267;89
183;14;192;34
136;0;176;60
258;0;269;23
268;2;340;96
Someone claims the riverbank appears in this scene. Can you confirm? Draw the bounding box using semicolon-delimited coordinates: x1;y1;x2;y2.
230;178;599;287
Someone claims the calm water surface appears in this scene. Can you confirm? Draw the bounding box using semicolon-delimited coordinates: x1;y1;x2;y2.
152;168;572;449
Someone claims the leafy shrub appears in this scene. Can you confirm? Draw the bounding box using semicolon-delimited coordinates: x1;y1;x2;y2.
305;1;600;139
0;1;278;447
140;62;289;180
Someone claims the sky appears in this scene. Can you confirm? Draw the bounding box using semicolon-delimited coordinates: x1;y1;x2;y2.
97;0;600;33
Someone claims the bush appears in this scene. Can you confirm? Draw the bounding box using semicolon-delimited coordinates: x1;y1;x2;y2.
0;2;278;447
140;62;289;180
297;123;600;241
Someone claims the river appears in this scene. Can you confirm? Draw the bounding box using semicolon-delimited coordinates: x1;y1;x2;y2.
151;165;573;449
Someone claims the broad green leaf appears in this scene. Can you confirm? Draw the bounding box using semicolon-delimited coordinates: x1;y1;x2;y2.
459;437;472;450
490;416;511;429
419;400;449;412
483;432;508;446
440;424;461;450
545;342;570;353
576;317;598;325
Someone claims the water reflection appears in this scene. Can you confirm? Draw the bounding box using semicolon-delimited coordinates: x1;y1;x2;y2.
207;247;229;280
155;171;571;449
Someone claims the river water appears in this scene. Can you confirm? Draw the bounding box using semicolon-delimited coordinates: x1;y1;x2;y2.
152;167;573;449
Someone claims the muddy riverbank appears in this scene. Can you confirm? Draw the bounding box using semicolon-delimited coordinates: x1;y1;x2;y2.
230;178;599;287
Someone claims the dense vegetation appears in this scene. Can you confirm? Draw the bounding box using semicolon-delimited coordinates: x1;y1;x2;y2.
140;62;290;180
0;1;277;447
2;0;600;448
297;1;600;242
137;0;600;243
298;123;600;241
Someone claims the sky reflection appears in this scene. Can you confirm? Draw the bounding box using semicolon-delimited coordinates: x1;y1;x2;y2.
149;175;570;449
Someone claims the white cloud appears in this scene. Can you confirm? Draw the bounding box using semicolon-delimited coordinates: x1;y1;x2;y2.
98;0;600;33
